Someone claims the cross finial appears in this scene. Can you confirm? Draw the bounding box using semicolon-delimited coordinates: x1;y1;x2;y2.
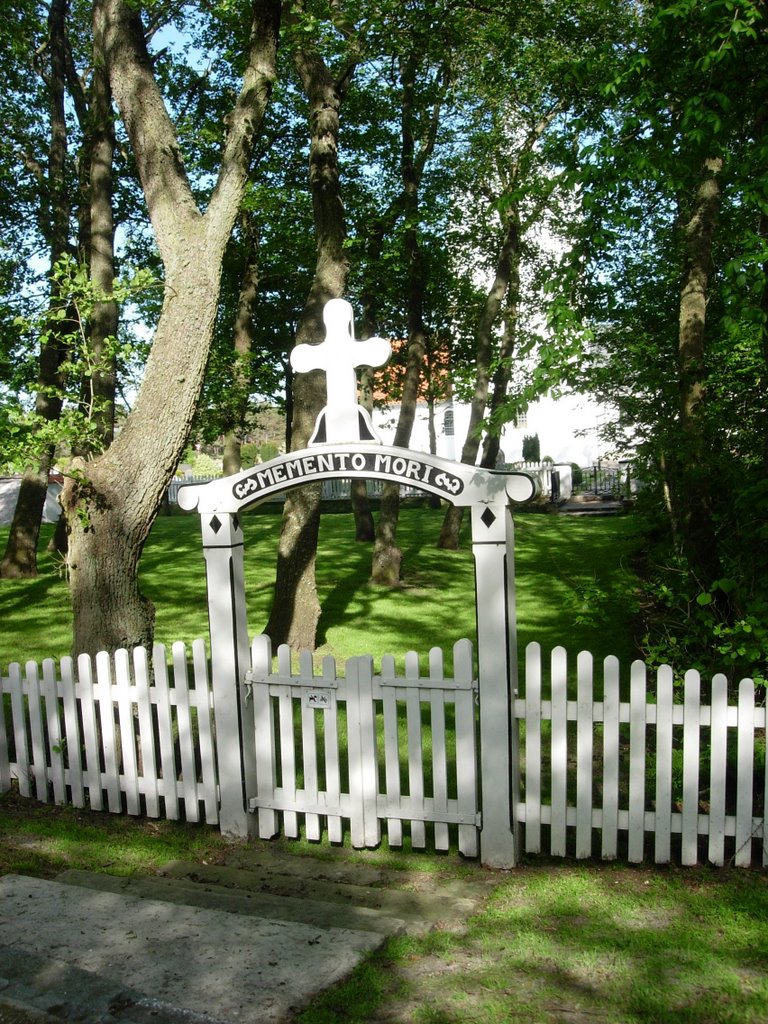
290;299;391;445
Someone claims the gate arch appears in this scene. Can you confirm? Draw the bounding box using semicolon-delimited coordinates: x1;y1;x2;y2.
178;299;536;867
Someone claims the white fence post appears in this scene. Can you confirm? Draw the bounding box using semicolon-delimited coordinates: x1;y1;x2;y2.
201;511;255;838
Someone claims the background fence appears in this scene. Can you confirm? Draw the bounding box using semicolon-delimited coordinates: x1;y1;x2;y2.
1;639;766;869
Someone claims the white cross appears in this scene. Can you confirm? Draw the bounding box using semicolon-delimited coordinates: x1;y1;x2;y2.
290;299;391;444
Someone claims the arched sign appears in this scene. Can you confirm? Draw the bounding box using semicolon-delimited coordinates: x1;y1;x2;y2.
179;300;537;868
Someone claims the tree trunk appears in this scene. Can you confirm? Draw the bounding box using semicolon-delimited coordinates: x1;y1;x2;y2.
350;366;376;541
223;213;261;477
675;155;723;589
439;213;519;550
60;0;279;658
371;56;433;585
264;17;354;648
1;0;70;578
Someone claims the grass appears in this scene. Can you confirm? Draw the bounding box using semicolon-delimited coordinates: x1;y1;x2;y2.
0;506;643;670
318;864;768;1024
1;791;766;1024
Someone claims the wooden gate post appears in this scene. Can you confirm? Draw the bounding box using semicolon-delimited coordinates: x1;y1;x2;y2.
471;494;520;868
201;512;257;837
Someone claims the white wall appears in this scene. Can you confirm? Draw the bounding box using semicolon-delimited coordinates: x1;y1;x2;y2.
0;478;62;526
372;392;609;467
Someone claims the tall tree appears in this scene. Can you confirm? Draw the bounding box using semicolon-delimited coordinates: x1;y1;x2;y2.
59;0;280;658
264;0;359;648
1;0;72;578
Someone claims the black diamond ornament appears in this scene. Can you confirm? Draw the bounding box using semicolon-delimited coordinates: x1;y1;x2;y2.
480;507;496;529
209;515;222;534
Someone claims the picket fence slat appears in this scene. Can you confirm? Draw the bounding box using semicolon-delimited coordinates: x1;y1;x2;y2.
576;651;593;858
735;679;755;867
601;656;620;860
654;665;674;864
525;643;542;854
708;673;728;866
550;647;568;857
516;645;766;868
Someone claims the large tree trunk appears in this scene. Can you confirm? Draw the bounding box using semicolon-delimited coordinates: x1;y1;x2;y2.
223;213;260;477
60;0;279;659
371;56;437;585
675;155;723;589
50;31;120;561
350;364;376;541
439;213;520;550
1;0;70;578
264;15;354;648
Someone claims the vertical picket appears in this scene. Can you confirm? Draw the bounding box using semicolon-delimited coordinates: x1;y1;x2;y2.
114;649;140;816
60;657;84;808
251;635;277;838
550;646;568;857
681;670;701;866
346;657;365;848
77;654;102;810
321;654;343;844
380;654;402;847
576;651;593;859
9;663;30;798
405;651;426;848
627;661;647;863
356;656;380;847
707;673;728;867
524;643;542;853
153;645;179;821
191;639;218;823
133;646;159;818
299;649;321;841
42;659;66;804
654;664;674;864
25;662;48;801
95;652;121;812
453;639;478;858
277;644;298;838
0;670;10;792
172;642;199;822
429;648;449;851
734;679;755;867
601;656;620;860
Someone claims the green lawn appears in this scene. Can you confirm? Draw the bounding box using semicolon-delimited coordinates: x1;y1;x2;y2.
0;506;642;670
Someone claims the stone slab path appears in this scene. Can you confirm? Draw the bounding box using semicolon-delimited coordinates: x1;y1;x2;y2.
0;848;495;1024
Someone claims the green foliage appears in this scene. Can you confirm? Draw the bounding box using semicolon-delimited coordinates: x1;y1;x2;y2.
1;257;158;469
522;433;540;462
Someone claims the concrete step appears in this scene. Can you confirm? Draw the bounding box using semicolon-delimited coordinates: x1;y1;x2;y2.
0;872;386;1024
56;868;408;938
153;857;486;936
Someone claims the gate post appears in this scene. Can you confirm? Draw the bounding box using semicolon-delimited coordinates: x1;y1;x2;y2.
471;496;520;868
200;512;257;837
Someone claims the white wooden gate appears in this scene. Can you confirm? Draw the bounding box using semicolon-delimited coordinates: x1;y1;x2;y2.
246;635;480;856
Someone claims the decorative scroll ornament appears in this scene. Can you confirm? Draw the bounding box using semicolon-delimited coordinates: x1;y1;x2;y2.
290;299;391;445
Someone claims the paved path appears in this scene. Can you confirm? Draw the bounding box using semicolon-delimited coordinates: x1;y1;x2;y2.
0;851;493;1024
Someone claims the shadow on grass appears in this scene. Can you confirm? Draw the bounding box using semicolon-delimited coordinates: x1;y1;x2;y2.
300;863;768;1024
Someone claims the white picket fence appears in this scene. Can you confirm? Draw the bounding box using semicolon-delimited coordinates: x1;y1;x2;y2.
517;644;767;868
246;635;479;857
1;638;766;869
0;641;218;823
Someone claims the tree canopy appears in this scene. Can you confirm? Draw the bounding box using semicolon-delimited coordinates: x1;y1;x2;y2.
0;0;766;681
